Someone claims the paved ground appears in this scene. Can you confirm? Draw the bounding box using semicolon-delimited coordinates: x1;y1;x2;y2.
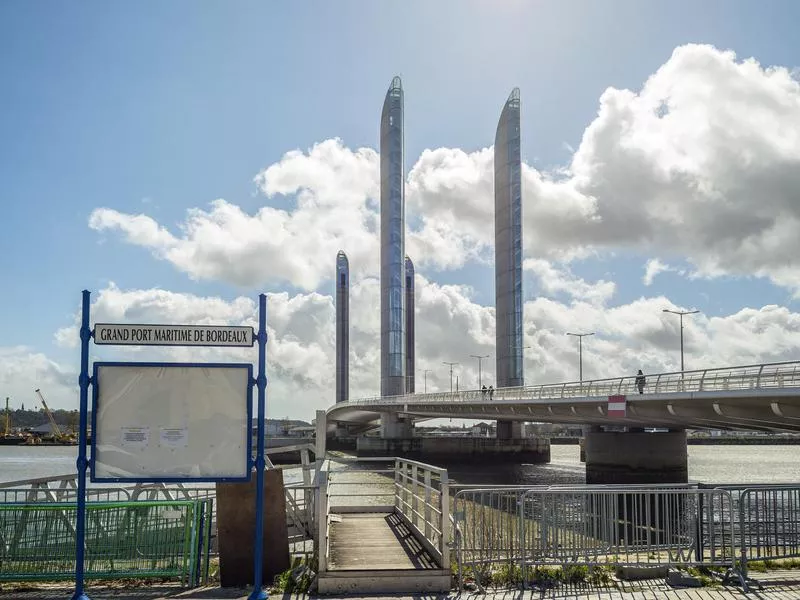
2;571;800;599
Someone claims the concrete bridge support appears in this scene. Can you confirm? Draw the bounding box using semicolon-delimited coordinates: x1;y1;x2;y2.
585;428;688;484
496;419;523;439
380;412;414;439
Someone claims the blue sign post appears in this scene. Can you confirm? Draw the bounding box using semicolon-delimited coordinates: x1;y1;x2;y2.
71;291;269;600
250;293;269;600
72;290;92;600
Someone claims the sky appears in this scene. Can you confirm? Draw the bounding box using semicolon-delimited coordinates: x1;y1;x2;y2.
3;1;800;418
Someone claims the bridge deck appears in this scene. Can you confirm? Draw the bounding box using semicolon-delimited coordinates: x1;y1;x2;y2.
328;512;438;570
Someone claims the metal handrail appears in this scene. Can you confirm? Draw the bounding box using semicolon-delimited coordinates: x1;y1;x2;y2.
330;360;800;411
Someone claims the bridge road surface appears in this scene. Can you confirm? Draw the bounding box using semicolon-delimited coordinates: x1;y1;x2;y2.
5;570;800;599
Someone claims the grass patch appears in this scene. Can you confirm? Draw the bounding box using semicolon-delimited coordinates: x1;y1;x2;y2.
269;556;316;594
747;558;800;572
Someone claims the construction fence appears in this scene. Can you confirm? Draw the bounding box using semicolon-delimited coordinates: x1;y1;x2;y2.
0;499;213;585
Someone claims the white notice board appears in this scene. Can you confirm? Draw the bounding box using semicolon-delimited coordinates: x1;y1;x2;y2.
91;362;252;482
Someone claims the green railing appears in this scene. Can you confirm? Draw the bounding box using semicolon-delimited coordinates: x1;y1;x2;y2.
0;500;212;585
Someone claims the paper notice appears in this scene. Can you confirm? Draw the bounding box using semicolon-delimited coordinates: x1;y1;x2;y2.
121;427;150;449
160;427;188;448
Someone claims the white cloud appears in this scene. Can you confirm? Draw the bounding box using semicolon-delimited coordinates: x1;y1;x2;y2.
524;258;615;305
42;266;800;416
69;42;800;417
0;347;76;412
89;44;800;295
643;259;672;285
90;139;380;291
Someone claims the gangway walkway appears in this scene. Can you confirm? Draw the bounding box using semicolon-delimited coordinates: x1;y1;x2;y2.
328;512;438;569
316;457;451;594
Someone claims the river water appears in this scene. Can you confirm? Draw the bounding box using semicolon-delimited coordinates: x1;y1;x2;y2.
1;444;798;486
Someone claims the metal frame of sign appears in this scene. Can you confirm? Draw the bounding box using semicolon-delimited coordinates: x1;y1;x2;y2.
72;291;269;600
90;361;254;484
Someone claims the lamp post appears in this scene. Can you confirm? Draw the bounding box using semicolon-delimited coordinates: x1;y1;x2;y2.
422;369;432;394
566;332;594;382
442;362;459;393
662;309;700;373
470;354;490;389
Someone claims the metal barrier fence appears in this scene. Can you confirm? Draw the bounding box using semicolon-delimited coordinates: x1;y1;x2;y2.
0;500;212;585
285;484;316;556
394;458;449;567
738;486;800;580
453;486;739;590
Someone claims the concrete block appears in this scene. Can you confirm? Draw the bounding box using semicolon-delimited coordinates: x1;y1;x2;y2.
216;469;290;588
666;570;703;587
616;565;668;580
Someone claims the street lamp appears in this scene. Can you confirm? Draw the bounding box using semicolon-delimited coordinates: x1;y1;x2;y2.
662;309;700;373
442;362;459;393
422;369;432;394
566;332;594;382
470;354;490;389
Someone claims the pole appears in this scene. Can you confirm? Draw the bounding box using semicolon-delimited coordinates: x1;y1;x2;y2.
470;354;489;389
72;290;91;600
566;333;594;383
680;313;685;373
249;294;268;600
442;362;458;393
423;369;431;393
662;309;698;374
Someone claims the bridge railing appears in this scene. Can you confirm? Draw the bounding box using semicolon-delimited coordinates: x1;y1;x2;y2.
394;458;449;568
335;361;800;407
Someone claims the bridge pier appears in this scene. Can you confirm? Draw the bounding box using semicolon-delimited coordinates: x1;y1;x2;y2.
496;419;523;439
585;428;687;484
327;424;358;451
380;412;414;438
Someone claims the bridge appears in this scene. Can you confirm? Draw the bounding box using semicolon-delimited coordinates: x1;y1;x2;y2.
328;361;800;433
326;361;800;485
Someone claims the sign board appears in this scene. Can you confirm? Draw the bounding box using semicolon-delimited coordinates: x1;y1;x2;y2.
607;394;627;418
94;323;254;347
91;362;252;482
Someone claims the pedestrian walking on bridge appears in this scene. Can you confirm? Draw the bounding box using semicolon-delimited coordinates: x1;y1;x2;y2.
635;370;646;394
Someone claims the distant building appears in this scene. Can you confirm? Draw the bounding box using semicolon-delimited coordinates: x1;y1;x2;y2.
471;422;495;438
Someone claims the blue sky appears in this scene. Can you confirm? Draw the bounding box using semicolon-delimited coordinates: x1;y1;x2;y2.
3;1;800;414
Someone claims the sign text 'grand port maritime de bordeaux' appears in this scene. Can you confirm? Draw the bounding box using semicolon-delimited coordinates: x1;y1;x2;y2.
94;323;255;347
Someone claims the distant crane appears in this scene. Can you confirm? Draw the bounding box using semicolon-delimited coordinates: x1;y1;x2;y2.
34;388;66;440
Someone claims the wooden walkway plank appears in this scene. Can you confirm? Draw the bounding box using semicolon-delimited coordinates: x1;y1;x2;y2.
328;512;438;571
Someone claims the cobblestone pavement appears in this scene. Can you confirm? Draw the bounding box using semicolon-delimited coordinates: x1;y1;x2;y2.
2;571;800;600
